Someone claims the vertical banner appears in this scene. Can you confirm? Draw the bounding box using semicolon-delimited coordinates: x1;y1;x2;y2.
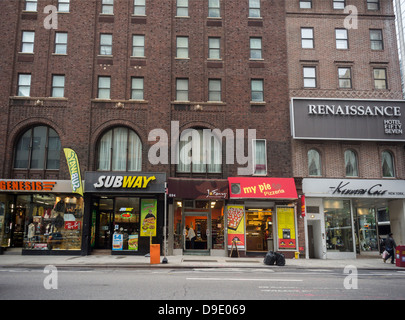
140;199;157;237
63;148;84;196
227;205;246;249
277;206;297;250
300;195;306;217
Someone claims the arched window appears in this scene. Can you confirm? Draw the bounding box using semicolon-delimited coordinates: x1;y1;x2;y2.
178;128;222;173
97;127;142;171
14;126;61;170
308;149;321;176
344;149;358;177
382;151;395;178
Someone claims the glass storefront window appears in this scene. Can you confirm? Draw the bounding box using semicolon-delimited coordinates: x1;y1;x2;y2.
23;195;84;251
172;200;225;250
324;199;354;252
355;208;378;252
113;197;140;251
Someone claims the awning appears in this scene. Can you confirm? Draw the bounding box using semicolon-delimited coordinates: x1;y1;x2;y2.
168;178;228;200
228;177;298;199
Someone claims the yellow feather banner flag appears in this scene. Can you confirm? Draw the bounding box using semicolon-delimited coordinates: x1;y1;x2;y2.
63;148;84;197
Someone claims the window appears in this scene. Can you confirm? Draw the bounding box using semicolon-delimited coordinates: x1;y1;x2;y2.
373;68;387;89
250;37;262;59
208;79;221;102
208;0;220;18
333;0;345;9
177;0;188;16
208;37;221;59
308;149;321;176
18;74;31;97
21;31;35;53
178;128;222;173
344;150;358;177
382;151;395;177
324;200;354;253
97;127;142;171
176;36;189;58
370;29;383;50
14;126;61;170
367;0;379;10
335;29;348;49
251;79;264;102
303;66;316;88
176;78;189;101
98;76;111;99
25;0;38;11
134;0;146;15
338;67;352;89
51;75;65;98
102;0;114;14
132;35;145;57
253;139;267;175
100;34;112;55
249;0;261;18
301;28;314;49
299;0;312;8
55;32;68;54
131;77;144;100
58;0;70;12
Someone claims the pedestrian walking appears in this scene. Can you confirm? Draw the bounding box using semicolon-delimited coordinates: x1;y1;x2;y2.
383;233;397;264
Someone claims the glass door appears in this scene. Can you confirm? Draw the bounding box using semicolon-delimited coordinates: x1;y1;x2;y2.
183;210;211;253
97;198;114;249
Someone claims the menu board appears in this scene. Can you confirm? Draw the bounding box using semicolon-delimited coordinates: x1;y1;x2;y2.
227;205;245;249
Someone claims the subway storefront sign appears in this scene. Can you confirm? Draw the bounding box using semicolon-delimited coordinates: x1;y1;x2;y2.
84;172;166;194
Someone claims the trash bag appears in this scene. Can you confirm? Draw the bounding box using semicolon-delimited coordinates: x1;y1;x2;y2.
263;251;277;265
275;252;286;266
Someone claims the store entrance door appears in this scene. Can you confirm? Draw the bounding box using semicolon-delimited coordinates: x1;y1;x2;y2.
96;198;114;250
183;211;211;254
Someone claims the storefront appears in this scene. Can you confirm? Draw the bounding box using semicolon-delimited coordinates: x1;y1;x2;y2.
227;177;299;258
0;179;84;255
84;172;166;255
302;178;405;259
168;178;228;256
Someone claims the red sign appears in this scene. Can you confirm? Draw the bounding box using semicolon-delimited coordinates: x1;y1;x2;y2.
228;177;297;199
65;221;81;230
0;180;56;191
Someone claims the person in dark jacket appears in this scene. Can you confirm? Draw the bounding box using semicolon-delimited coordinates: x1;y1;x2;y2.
384;233;397;264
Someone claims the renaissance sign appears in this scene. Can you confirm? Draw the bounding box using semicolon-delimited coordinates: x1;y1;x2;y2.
291;98;405;141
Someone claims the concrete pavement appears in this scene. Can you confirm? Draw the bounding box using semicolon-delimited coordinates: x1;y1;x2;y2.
0;249;402;270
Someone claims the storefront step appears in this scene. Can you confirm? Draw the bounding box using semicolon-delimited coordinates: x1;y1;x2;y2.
184;250;210;256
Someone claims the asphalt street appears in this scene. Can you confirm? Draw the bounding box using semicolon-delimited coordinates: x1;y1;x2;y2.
1;266;404;301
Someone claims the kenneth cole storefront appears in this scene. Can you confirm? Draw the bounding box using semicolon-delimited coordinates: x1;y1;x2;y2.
83;172;166;255
303;178;405;260
0;180;84;255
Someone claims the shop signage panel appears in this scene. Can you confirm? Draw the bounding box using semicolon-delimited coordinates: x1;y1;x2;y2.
84;172;166;193
303;178;405;198
226;205;246;250
291;98;405;141
277;206;297;250
167;178;228;199
228;177;298;199
0;180;74;193
140;199;157;237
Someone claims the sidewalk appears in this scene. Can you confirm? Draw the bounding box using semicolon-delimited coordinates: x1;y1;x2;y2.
0;249;402;270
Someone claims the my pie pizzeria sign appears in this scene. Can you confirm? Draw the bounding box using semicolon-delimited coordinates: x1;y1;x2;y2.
291;98;405;141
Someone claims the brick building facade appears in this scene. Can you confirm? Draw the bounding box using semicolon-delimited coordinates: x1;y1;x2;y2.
287;0;405;259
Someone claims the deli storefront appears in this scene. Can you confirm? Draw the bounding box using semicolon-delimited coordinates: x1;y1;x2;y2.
0;179;84;255
227;177;299;258
303;178;405;259
168;178;228;256
84;172;166;255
